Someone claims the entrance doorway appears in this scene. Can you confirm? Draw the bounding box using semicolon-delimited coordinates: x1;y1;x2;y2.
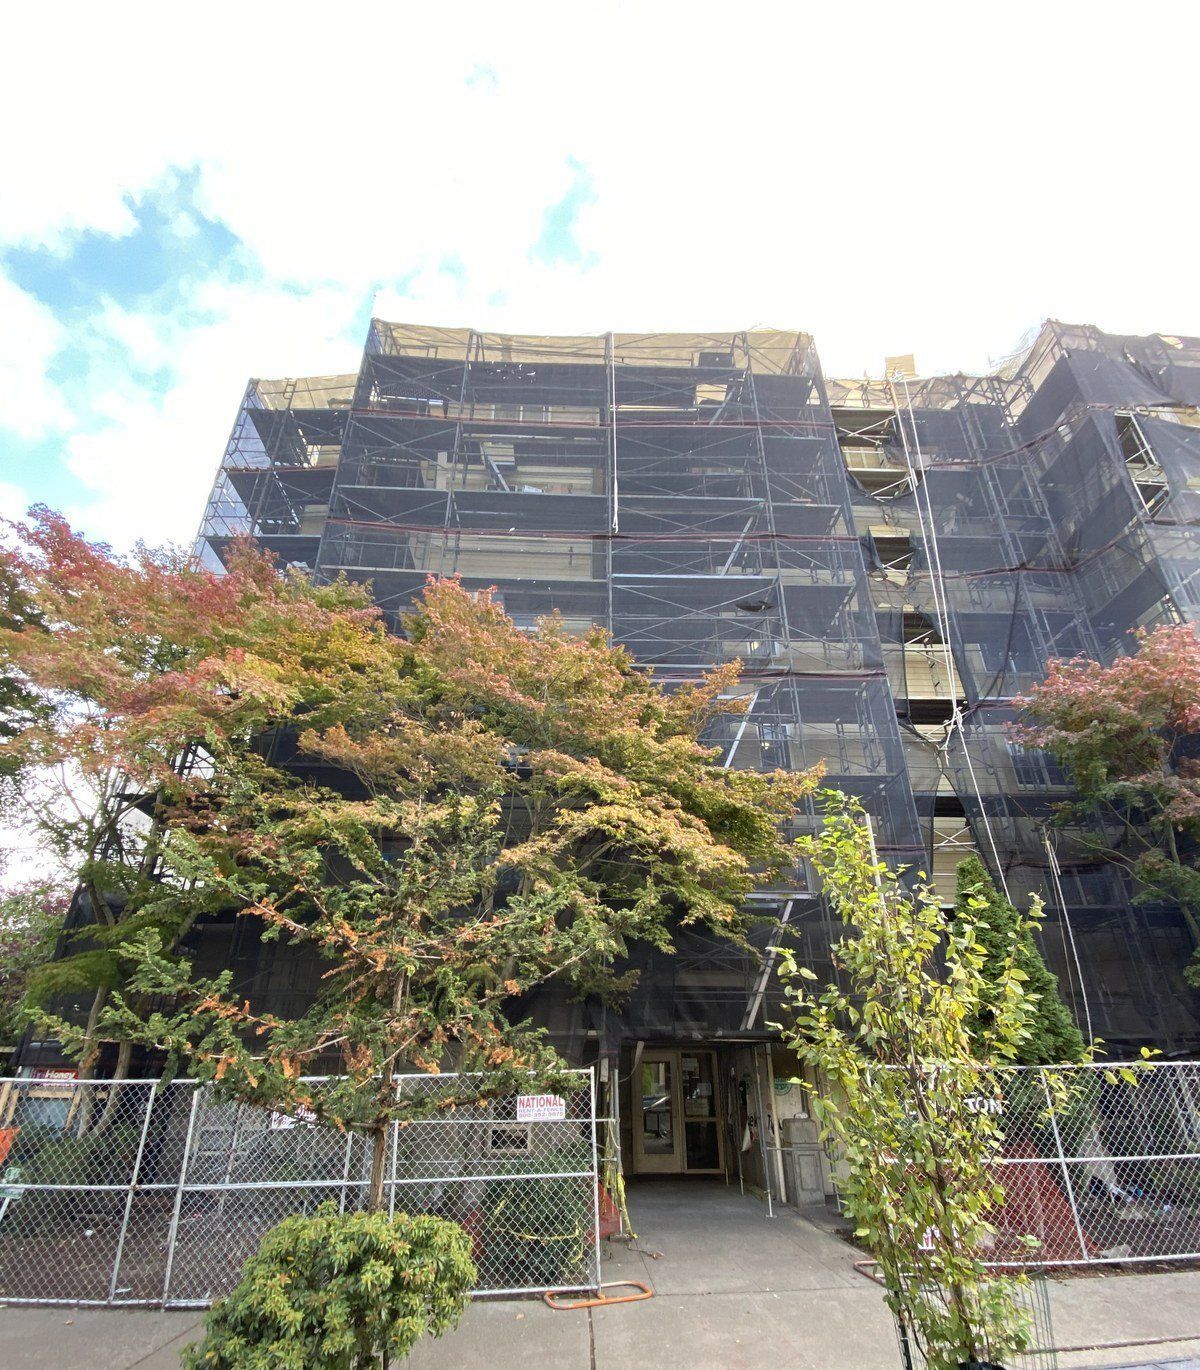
631;1048;725;1175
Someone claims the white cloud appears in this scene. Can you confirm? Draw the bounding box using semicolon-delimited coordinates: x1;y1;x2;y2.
0;275;70;440
60;280;365;548
3;0;1200;547
0;480;32;525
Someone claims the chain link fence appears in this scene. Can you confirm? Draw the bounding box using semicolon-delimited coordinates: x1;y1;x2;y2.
1;1061;1197;1308
987;1061;1200;1268
891;1270;1058;1370
0;1071;600;1307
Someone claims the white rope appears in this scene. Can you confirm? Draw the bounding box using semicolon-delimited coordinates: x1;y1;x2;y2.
955;722;1014;905
1044;830;1095;1046
890;375;1013;904
889;379;956;684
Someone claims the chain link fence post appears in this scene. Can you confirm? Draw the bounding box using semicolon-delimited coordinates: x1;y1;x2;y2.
588;1065;602;1293
1038;1067;1089;1262
161;1083;201;1305
107;1083;156;1303
388;1076;401;1219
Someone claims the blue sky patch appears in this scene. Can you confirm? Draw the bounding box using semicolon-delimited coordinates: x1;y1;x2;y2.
0;148;610;542
3;168;244;317
0;170;255;525
465;63;499;92
2;433;79;514
530;158;598;270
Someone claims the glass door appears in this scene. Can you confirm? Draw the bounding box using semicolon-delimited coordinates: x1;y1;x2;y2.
679;1051;723;1173
631;1050;725;1175
633;1054;683;1174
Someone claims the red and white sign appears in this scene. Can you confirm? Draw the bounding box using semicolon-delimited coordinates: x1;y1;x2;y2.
516;1094;566;1123
29;1069;77;1089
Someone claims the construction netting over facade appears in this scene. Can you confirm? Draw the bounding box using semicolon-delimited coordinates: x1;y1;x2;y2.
197;320;1200;1057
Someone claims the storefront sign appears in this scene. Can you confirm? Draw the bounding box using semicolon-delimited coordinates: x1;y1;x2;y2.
29;1069;77;1088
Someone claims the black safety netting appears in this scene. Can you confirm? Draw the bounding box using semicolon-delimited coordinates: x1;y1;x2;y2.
185;320;1200;1059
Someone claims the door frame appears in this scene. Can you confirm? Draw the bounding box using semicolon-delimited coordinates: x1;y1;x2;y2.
630;1047;725;1176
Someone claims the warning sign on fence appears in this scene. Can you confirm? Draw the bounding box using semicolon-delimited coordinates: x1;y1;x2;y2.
516;1094;566;1122
269;1105;318;1130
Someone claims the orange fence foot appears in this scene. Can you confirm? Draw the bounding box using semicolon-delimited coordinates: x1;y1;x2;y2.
543;1281;654;1310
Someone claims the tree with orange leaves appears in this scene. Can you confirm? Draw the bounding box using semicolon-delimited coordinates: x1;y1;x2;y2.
1;509;817;1206
1013;622;1200;984
1;506;391;1102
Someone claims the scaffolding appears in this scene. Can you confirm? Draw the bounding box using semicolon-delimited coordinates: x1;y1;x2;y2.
197;319;1200;1056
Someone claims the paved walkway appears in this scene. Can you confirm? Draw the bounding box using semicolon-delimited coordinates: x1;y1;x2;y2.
1;1180;1198;1368
1113;1363;1200;1370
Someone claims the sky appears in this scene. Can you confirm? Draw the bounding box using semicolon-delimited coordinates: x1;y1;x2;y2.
2;0;1200;551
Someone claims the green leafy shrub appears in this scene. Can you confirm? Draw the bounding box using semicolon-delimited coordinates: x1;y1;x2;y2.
183;1202;475;1370
958;853;1098;1175
957;855;1085;1066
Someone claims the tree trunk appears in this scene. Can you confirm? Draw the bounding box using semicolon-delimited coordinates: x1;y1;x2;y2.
366;970;408;1213
367;1123;388;1214
92;1038;133;1134
908;1062;981;1365
77;984;109;1076
64;858;120;1137
68;984;110;1136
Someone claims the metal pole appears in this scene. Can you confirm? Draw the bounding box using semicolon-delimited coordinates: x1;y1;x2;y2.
214;1101;243;1225
588;1066;603;1293
719;1054;730;1189
741;899;794;1033
1040;1068;1089;1261
388;1076;401;1219
1044;832;1095;1047
161;1085;201;1305
608;333;619;536
108;1083;157;1303
607;1053;626;1237
763;1048;788;1205
338;1129;354;1215
752;1045;775;1218
722;687;760;769
730;1065;744;1196
605;331;617;640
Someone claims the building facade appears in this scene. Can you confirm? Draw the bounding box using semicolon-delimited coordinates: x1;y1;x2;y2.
196;320;1200;1181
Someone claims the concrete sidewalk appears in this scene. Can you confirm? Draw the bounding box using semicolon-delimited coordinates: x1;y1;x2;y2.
1;1181;1198;1368
0;1306;207;1368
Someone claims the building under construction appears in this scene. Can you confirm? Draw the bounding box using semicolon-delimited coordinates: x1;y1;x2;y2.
195;320;1200;1183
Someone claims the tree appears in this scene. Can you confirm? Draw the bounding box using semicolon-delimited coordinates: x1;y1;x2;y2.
3;511;817;1208
956;855;1085;1065
1012;622;1200;983
0;881;68;1060
779;792;1043;1370
1;507;392;1089
0;556;45;786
